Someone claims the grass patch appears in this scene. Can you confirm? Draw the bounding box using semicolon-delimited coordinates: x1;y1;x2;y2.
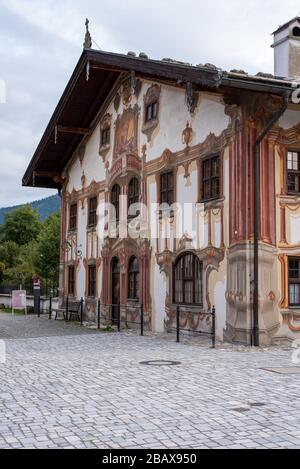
0;307;26;315
102;325;116;333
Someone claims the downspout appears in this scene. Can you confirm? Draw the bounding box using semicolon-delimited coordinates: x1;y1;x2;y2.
253;90;291;347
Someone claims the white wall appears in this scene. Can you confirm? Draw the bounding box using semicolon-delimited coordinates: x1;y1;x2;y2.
279;109;300;129
290;214;300;245
214;280;226;339
152;263;167;332
64;77;231;331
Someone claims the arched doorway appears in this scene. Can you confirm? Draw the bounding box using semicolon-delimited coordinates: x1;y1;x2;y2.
111;257;120;324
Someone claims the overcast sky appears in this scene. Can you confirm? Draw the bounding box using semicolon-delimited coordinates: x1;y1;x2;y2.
0;0;300;208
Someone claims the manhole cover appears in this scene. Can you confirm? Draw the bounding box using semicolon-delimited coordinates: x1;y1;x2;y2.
140;360;181;366
261;367;300;375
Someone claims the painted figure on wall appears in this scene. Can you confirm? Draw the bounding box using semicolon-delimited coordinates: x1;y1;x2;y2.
114;107;138;158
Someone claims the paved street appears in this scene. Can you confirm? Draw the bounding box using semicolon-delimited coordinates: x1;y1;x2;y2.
0;312;300;449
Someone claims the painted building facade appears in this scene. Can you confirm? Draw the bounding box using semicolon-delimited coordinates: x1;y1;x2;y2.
23;17;300;345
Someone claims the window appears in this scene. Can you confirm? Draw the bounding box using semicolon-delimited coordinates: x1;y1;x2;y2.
287;151;300;194
111;184;120;223
173;253;202;305
128;257;140;300
69;204;77;231
289;258;300;307
68;266;75;296
201;155;220;201
160;171;174;206
128;177;140;218
101;127;110;146
88;265;96;297
293;26;300;37
146;101;158;122
88;197;97;227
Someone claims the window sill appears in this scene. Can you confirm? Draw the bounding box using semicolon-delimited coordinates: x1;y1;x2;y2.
142;118;159;142
279;193;300;204
87;225;97;232
145;117;157;125
157;208;176;220
199;196;222;204
172;304;204;309
99;143;111;156
197;197;224;210
286;192;300;197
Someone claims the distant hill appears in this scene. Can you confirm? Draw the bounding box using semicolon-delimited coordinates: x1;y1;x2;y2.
0;195;60;224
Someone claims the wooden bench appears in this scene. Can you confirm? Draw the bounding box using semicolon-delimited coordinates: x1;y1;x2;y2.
52;300;82;322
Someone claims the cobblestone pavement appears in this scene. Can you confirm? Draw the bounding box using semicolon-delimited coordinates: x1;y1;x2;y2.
0;313;300;449
0;312;96;339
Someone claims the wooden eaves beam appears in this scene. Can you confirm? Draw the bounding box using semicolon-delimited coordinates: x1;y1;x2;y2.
33;171;61;178
56;125;90;135
55;125;90;144
32;171;64;187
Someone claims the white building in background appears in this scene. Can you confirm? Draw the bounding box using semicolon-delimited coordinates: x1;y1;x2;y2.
23;17;300;345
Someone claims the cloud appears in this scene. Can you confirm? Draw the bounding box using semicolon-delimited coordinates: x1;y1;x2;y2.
0;0;300;207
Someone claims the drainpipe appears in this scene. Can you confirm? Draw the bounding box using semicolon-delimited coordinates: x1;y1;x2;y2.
253;91;290;347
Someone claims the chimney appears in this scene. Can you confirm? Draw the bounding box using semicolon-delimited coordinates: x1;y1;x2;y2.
272;17;300;80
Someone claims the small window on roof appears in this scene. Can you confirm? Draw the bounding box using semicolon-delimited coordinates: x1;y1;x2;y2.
292;26;300;37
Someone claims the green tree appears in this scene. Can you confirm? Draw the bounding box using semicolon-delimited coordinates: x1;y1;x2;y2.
0;262;5;283
2;205;41;245
0;240;20;269
0;224;4;243
3;263;35;287
34;213;60;284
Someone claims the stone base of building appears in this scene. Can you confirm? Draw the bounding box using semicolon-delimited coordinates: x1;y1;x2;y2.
224;321;280;346
224;242;281;346
271;310;300;345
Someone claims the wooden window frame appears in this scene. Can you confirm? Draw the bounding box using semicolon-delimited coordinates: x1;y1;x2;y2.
145;101;158;123
88;196;98;228
128;177;140;220
68;265;75;296
101;127;110;147
88;265;96;298
200;154;221;203
128;256;140;300
160;171;174;207
286;150;300;195
173;253;203;306
288;257;300;307
111;184;120;223
69;203;78;232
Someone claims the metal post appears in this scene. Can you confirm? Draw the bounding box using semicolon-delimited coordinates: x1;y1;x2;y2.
212;306;216;349
33;276;41;317
66;295;69;322
117;305;121;332
97;299;101;330
176;305;180;343
80;298;84;326
141;304;144;337
38;295;41;318
253;144;260;348
49;296;52;320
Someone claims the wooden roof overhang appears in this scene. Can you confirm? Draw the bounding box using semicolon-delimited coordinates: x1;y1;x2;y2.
23;49;223;189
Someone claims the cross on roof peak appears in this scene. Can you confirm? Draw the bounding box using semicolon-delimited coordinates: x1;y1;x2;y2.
83;18;92;49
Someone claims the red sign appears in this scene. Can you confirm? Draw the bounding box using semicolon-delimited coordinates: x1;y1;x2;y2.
12;291;26;310
32;275;41;289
